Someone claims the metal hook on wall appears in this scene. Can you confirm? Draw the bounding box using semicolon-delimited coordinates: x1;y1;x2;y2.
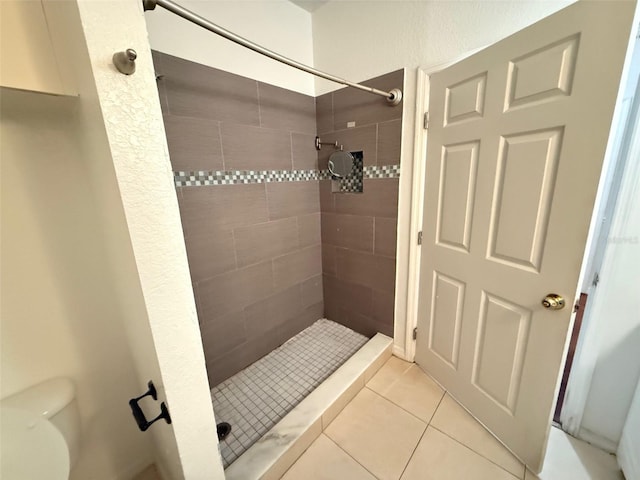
315;136;343;151
113;48;138;75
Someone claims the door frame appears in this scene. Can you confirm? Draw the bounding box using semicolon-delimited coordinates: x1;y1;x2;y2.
401;66;429;362
402;47;488;362
402;10;640;444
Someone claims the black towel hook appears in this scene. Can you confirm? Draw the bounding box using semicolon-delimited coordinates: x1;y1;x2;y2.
129;381;172;432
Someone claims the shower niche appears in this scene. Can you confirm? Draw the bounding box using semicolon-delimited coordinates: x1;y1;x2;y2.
315;136;364;193
330;151;363;193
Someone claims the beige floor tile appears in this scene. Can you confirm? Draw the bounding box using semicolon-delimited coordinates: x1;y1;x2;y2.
325;388;426;480
430;394;524;478
367;356;413;391
525;427;624;480
401;426;518;480
368;360;444;422
281;434;377;480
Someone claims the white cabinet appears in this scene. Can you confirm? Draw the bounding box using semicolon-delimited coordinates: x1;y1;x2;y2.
0;1;76;95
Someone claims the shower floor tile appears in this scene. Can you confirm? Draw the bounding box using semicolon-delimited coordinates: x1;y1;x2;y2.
211;318;368;468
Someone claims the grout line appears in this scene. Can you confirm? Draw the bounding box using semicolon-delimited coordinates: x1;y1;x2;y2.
330;92;335;133
230;228;239;270
375;122;379;166
160;82;171;115
362;374;522;479
269;242;322;264
160;111;228;123
372;216;376;254
399;421;429;480
218;121;226;170
289;131;295;171
426;388;446;426
256;82;263;128
377;118;402;126
323;434;381;480
428;425;523;479
295;216;302;249
236;216;295;229
430;391;526;479
264;181;272;221
363;386;431;426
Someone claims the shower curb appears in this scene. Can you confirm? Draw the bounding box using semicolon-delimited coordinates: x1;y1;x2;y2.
224;333;393;480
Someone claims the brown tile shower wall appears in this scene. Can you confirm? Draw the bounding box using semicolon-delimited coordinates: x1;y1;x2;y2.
316;70;404;338
153;51;323;387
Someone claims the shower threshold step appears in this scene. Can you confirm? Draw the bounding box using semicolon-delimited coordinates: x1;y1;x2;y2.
214;319;392;479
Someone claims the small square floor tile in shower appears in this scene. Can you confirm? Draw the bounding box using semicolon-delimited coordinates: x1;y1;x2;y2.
211;318;368;468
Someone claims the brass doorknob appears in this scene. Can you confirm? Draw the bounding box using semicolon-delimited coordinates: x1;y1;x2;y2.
542;294;565;310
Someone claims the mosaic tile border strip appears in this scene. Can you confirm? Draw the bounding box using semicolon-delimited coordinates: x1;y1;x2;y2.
174;169;327;187
174;164;400;187
363;164;401;179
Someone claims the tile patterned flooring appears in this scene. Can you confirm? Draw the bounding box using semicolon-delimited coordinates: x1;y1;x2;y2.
281;356;624;480
211;319;367;467
133;355;623;480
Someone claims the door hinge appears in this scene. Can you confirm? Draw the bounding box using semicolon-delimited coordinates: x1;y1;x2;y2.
417;231;423;245
423;112;429;130
592;272;600;287
412;327;418;340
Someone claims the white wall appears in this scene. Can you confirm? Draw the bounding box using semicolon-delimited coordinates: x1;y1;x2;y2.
2;0;225;478
312;0;574;96
0;1;72;95
576;75;640;450
73;0;224;477
0;89;153;480
311;0;573;357
618;378;640;479
144;0;315;95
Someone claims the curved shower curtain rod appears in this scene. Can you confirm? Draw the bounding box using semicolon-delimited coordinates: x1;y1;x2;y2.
142;0;403;105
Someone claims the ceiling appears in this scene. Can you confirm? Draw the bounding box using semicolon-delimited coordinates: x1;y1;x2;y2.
288;0;330;13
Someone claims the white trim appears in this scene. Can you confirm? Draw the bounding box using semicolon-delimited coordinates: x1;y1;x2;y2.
575;428;619;454
399;47;486;364
392;344;406;359
402;68;429;362
618;431;640;480
618;379;640;480
392;67;416;360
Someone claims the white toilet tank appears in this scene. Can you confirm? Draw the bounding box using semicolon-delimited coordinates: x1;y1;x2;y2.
1;378;81;467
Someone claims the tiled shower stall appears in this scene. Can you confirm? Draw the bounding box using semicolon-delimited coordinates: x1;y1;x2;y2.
152;50;403;464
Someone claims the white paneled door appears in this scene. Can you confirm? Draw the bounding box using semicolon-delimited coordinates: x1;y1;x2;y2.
415;0;636;472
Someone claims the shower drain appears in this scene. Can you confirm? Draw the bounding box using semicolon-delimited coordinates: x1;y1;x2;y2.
217;422;232;441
